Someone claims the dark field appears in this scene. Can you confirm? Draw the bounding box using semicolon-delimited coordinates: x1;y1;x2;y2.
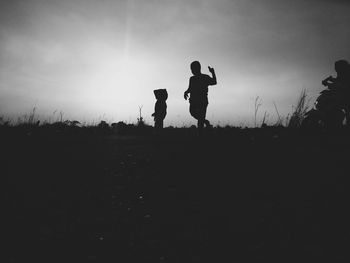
2;127;350;262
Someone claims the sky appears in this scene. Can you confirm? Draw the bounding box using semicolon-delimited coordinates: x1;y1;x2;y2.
0;0;349;126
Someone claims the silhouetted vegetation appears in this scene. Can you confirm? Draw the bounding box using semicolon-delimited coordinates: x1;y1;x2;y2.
288;89;309;128
2;59;350;261
3;114;350;262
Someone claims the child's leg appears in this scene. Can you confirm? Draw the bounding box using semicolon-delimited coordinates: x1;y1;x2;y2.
204;119;212;127
201;104;210;128
197;105;207;130
154;119;164;129
189;104;200;120
198;119;204;129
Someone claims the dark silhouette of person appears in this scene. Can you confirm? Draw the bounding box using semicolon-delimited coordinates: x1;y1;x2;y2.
184;61;217;131
322;59;350;125
152;89;168;130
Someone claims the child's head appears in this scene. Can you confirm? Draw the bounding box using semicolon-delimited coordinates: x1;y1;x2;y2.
190;61;201;76
335;60;349;76
153;89;168;101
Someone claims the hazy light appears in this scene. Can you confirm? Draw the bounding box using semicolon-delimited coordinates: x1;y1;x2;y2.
0;0;349;126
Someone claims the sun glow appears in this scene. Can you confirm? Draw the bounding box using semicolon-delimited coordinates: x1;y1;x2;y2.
78;47;156;119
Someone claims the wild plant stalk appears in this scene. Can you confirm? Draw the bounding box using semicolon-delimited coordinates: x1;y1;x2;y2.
284;113;291;127
254;96;262;127
288;89;309;128
59;111;64;122
137;105;144;126
273;102;283;126
261;111;267;127
28;107;37;124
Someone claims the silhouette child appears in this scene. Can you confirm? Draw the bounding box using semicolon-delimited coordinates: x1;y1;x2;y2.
152;89;168;129
184;61;217;131
322;60;350;125
322;60;350;90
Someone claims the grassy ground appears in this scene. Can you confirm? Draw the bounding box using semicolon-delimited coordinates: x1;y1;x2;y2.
2;127;350;262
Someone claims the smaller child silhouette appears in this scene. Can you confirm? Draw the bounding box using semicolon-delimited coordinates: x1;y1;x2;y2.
152;89;168;130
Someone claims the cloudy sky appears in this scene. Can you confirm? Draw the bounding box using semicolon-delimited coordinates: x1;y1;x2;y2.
0;0;349;126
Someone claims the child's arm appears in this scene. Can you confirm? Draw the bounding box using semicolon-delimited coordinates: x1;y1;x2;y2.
152;102;157;117
322;76;344;90
322;76;335;87
208;66;217;85
184;78;192;100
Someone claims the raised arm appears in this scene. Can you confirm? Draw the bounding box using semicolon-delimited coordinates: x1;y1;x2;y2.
208;66;217;85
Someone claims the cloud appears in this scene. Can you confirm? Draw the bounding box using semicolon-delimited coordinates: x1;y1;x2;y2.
0;0;349;125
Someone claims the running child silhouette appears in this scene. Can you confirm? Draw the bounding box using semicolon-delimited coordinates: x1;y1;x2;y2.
184;61;217;131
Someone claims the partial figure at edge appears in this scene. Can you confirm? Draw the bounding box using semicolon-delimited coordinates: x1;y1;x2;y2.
302;59;350;129
321;59;350;126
